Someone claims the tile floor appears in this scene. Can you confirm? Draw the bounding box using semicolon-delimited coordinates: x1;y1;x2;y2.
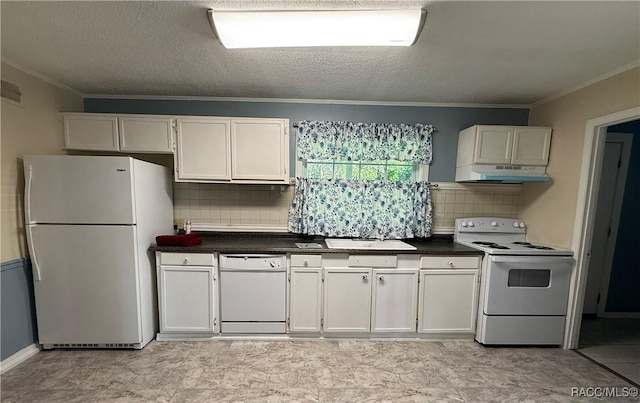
578;318;640;386
2;339;638;402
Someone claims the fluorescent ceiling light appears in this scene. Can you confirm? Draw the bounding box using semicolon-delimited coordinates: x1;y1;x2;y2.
208;9;426;49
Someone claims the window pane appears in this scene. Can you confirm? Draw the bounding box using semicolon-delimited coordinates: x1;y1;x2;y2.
334;164;347;179
306;162;333;179
388;165;413;181
360;164;385;180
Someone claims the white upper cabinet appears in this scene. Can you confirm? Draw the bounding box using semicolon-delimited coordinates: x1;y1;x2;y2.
457;125;551;167
119;115;173;153
231;119;288;181
512;127;552;166
176;117;289;184
175;117;231;182
64;113;119;152
64;113;174;153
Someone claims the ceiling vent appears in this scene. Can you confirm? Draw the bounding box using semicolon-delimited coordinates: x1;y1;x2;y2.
1;80;22;104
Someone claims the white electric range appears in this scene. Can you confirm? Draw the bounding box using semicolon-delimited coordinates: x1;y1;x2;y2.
454;217;574;345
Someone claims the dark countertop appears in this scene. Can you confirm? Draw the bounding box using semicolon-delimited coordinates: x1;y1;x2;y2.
150;232;483;256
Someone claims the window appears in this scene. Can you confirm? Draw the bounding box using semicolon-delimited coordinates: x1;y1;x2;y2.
302;159;427;182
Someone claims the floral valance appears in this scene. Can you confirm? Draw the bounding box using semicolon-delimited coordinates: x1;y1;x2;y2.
296;120;435;164
288;178;433;239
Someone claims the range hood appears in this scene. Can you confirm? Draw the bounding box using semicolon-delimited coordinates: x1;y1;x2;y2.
455;164;550;183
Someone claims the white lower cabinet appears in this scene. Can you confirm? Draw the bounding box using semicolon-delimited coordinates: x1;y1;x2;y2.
157;252;218;335
323;268;372;332
371;269;419;332
418;263;480;334
288;267;323;332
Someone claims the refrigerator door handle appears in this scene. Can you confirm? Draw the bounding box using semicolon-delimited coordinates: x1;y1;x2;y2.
25;164;33;224
26;225;42;281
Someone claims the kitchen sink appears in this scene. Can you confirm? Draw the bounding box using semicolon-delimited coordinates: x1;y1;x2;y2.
324;238;417;250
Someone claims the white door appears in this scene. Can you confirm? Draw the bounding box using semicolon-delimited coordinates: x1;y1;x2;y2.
484;256;573;315
512;127;551;166
584;133;633;315
474;126;513;164
418;269;479;333
28;225;141;345
159;266;215;333
175;118;231;181
219;270;286;321
289;268;323;332
371;269;418;332
231;119;287;181
119;116;174;153
63;114;119;151
323;268;372;332
24;155;135;224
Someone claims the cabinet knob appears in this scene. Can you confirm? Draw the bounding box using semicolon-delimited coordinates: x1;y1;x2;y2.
379;275;384;281
304;260;309;266
183;257;189;264
362;274;368;281
448;261;454;267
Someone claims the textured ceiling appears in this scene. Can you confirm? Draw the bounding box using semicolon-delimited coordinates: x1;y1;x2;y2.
1;1;639;105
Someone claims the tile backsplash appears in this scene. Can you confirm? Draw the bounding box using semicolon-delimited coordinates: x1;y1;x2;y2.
173;182;521;234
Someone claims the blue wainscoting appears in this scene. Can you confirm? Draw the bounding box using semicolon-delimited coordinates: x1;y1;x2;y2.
84;98;529;182
1;258;37;360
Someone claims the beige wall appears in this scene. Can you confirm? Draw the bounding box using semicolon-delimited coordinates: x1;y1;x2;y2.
1;63;83;262
522;66;640;248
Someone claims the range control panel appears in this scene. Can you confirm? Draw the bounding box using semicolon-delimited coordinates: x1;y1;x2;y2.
455;217;527;234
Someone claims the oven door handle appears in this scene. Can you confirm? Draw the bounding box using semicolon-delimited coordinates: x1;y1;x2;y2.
491;256;575;265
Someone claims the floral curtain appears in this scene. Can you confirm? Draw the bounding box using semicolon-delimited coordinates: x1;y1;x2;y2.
288;178;433;239
296;120;434;164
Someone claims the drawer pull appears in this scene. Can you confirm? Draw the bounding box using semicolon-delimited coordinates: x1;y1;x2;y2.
183;257;190;264
448;261;454;267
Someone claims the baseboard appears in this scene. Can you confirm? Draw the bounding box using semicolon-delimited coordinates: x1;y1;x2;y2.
601;312;640;319
0;344;40;374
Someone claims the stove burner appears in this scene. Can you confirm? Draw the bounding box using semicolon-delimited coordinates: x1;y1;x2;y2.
472;241;510;250
526;245;555;250
512;241;555;250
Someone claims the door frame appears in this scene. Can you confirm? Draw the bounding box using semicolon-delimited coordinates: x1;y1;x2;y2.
594;133;633;317
565;106;640;349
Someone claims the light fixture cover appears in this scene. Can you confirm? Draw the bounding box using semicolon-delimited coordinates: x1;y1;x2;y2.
208;9;426;49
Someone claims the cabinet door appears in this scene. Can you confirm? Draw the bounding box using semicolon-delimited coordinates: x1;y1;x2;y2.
512;127;551;166
64;113;119;151
230;119;288;181
159;266;215;333
371;269;418;333
289;267;322;332
119;116;174;153
323;268;372;332
474;126;513;164
418;269;479;334
175;118;231;181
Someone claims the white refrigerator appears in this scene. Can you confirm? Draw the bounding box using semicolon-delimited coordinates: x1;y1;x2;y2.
23;155;173;349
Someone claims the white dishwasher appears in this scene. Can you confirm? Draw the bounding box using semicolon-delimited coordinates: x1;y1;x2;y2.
219;254;287;333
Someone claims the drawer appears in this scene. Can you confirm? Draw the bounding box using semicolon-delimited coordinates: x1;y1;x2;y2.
348;255;397;267
420;256;480;269
159;252;215;266
290;254;322;267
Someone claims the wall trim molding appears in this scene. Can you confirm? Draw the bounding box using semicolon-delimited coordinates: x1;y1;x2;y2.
84;94;530;110
0;344;39;375
1;58;83;97
531;61;640;109
1;257;29;273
